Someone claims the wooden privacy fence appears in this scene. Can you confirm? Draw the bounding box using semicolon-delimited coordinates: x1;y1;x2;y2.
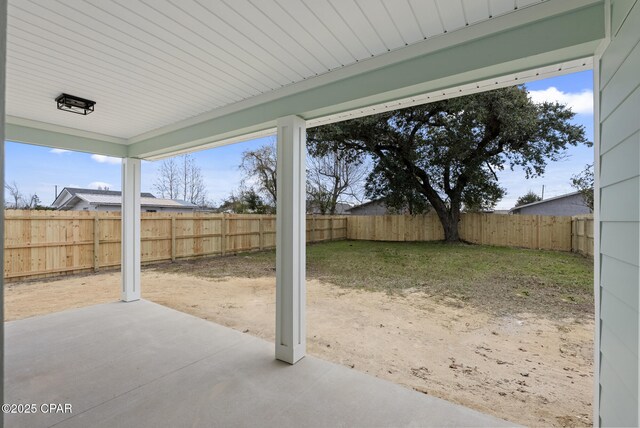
348;213;575;251
4;211;594;281
4;211;347;281
571;214;594;257
459;213;573;251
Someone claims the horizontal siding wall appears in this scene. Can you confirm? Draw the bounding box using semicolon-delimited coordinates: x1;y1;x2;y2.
598;0;640;425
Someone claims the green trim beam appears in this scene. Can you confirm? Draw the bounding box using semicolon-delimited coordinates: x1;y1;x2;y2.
6;122;128;158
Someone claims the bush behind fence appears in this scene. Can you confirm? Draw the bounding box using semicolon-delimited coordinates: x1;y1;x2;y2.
3;210;593;281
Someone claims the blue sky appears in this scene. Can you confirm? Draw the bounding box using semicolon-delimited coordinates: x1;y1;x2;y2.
5;70;594;210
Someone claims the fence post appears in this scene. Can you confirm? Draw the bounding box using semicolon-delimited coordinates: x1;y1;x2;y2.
93;215;100;272
171;216;176;262
536;215;542;250
221;214;226;255
571;216;575;253
312;215;316;243
329;217;334;241
259;216;264;250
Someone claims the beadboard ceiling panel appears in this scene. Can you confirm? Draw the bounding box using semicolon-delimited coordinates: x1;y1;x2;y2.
6;0;548;140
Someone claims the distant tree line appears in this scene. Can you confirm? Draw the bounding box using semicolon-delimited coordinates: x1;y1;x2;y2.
4;181;52;210
154;154;208;207
221;139;368;215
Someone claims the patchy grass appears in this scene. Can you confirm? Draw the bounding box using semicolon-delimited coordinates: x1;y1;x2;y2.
152;240;594;318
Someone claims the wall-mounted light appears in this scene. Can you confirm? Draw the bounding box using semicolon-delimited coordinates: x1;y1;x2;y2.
55;93;96;115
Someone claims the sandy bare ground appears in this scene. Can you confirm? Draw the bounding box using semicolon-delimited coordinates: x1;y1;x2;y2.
5;270;593;427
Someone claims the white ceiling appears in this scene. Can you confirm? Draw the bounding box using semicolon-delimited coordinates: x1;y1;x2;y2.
7;0;545;140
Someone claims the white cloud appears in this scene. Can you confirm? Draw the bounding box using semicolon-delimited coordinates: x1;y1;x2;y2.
528;87;593;115
88;181;113;190
50;148;70;154
91;154;121;165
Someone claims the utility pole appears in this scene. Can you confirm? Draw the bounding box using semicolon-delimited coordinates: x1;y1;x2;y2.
541;185;545;200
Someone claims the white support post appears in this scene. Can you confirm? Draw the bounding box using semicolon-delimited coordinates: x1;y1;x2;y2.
121;157;141;302
275;115;306;364
0;0;6;412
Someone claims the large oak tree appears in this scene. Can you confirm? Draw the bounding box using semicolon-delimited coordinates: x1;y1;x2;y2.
308;86;589;241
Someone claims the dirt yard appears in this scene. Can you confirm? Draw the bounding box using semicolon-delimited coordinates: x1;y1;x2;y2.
6;268;593;427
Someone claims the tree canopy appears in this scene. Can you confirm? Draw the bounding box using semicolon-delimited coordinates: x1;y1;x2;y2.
218;188;272;214
515;191;543;207
308;86;589;241
571;163;594;211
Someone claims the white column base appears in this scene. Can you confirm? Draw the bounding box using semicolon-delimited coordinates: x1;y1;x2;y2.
275;115;306;364
121;157;141;302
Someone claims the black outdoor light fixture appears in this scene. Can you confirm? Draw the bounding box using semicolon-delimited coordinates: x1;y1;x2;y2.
55;93;96;115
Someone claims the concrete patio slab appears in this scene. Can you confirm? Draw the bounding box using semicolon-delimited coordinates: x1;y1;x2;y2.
5;300;515;428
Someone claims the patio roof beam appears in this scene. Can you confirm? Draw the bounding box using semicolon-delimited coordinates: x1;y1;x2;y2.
128;1;605;159
5;117;128;158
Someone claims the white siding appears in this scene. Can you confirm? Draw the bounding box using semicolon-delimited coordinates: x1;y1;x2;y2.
598;0;640;425
67;200;195;213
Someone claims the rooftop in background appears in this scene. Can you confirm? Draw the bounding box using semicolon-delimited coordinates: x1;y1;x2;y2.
52;187;197;212
510;191;591;216
53;187;155;204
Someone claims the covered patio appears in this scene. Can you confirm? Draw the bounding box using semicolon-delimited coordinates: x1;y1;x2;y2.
1;0;638;426
5;300;511;427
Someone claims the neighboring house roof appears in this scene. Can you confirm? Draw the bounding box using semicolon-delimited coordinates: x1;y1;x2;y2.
52;187;155;207
334;202;353;214
306;201;353;214
345;199;384;212
509;191;584;212
52;187;196;210
79;194;195;207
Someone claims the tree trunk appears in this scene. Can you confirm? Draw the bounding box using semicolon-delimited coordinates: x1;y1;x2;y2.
441;216;460;242
432;205;461;242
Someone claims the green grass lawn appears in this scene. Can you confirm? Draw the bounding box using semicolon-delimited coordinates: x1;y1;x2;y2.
153;240;594;319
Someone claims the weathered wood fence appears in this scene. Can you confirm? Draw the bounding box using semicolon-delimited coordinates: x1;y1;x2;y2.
347;213;575;251
4;211;347;281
